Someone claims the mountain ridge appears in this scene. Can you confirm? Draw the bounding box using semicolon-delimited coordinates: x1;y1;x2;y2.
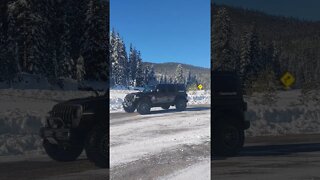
142;61;211;88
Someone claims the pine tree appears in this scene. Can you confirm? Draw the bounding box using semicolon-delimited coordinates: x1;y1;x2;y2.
0;0;10;82
175;64;184;84
186;71;192;85
128;44;138;86
271;41;281;77
110;30;116;86
135;51;144;87
109;31;128;86
240;24;261;89
164;74;168;83
82;0;108;80
144;65;150;85
58;5;73;79
75;55;86;82
159;75;164;84
212;8;234;71
65;0;87;61
7;0;48;75
148;65;157;85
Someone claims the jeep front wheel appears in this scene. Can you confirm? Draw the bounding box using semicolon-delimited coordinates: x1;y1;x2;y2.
43;139;84;162
123;105;136;113
213;122;244;156
85;124;108;168
137;101;151;115
175;99;187;111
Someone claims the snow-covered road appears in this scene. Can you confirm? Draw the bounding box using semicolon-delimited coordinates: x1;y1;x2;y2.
213;134;320;180
0;154;107;180
110;105;211;179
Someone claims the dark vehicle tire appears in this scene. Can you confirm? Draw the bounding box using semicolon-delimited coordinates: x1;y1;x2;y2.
123;105;136;113
85;124;108;168
43;139;84;162
137;101;151;115
175;99;187;111
161;105;170;110
213;121;244;156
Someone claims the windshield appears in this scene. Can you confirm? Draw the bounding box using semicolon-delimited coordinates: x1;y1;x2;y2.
143;85;156;93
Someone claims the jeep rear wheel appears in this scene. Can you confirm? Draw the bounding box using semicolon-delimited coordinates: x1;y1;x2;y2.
137;101;151;115
43;139;84;162
213;122;244;156
175;99;187;111
161;105;170;110
85;124;108;168
123;105;136;113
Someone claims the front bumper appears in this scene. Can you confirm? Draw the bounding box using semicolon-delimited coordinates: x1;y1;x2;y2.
40;127;71;142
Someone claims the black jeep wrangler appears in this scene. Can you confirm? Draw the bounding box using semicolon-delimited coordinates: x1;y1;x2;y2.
212;71;250;156
40;94;108;168
123;84;188;115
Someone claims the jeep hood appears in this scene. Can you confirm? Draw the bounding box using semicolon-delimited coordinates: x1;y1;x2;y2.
61;96;108;105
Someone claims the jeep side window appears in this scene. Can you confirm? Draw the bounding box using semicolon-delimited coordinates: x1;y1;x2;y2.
167;85;176;93
156;85;166;93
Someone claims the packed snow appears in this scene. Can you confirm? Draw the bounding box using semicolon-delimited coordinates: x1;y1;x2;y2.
158;160;210;180
110;110;210;167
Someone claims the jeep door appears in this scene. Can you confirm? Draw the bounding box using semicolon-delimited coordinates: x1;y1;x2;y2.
152;85;168;104
166;85;177;103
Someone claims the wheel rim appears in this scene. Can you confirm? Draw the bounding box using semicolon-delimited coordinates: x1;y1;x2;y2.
141;103;149;112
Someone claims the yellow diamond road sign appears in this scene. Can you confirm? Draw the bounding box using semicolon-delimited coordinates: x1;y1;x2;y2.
198;84;203;90
280;72;295;88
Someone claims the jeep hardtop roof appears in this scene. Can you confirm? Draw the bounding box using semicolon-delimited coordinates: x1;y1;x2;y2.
156;84;186;92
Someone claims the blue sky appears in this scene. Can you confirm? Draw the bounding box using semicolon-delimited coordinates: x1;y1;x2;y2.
110;0;210;68
214;0;320;21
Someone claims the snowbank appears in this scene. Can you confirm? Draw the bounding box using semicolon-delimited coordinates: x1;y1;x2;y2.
187;90;211;105
0;73;108;91
245;90;320;136
0;89;94;156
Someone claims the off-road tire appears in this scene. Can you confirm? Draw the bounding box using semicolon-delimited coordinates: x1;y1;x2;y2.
175;99;187;111
161;105;170;110
213;121;244;156
123;105;136;113
137;101;151;115
43;139;84;162
85;124;108;168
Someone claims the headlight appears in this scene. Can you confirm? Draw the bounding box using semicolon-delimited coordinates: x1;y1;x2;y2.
74;106;83;119
72;105;83;128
